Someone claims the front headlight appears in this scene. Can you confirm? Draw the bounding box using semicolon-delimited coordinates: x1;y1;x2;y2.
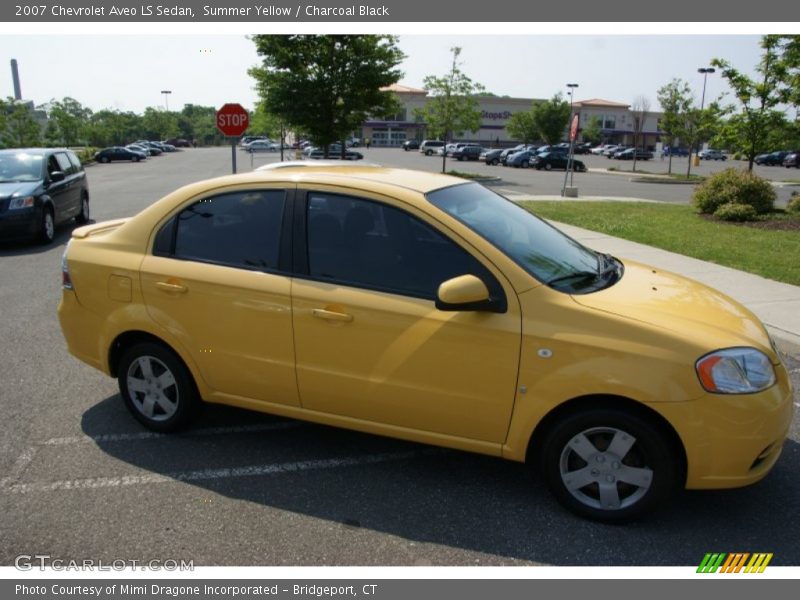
8;196;35;210
696;348;776;394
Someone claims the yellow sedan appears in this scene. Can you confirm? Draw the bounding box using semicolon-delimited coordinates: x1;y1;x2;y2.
58;165;793;522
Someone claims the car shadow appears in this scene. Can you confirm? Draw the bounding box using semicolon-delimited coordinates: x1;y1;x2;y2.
0;220;92;256
81;396;800;566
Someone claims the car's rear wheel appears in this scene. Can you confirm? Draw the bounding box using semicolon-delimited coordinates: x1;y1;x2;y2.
39;207;55;244
522;160;530;168
118;342;200;432
76;193;90;225
99;156;109;164
539;408;677;522
491;158;499;166
544;163;552;171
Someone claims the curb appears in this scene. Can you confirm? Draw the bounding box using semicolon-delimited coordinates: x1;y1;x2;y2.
629;177;701;185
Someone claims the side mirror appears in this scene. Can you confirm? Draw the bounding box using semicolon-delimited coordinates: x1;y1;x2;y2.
436;274;493;312
49;171;66;183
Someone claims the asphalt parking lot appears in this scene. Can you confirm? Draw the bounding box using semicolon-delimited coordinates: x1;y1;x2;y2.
1;147;798;567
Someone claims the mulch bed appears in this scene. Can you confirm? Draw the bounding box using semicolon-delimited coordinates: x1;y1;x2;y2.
699;213;800;231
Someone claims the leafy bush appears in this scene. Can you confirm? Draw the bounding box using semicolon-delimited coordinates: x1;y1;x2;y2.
713;202;757;222
787;194;800;215
693;168;775;215
74;147;97;165
733;152;742;160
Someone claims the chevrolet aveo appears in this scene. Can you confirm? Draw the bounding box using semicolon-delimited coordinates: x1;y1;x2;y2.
58;166;793;522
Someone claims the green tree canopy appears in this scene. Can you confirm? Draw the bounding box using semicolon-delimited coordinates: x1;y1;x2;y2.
415;47;484;172
656;78;693;174
249;35;404;157
1;98;42;148
712;35;787;171
506;109;538;144
44;97;92;146
580;116;603;145
531;94;570;145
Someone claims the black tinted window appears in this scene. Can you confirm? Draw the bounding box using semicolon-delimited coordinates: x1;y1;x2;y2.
307;193;489;299
173;190;285;270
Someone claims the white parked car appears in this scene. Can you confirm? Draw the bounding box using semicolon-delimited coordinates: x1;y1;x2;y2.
243;140;280;153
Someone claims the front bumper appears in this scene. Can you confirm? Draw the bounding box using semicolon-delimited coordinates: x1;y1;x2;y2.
0;206;40;240
656;362;794;489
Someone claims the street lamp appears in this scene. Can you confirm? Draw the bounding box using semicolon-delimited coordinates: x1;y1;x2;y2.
695;68;715;159
161;90;172;111
564;83;579;192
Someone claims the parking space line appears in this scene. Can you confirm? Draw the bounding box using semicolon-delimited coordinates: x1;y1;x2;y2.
1;449;442;494
41;421;305;446
0;446;38;489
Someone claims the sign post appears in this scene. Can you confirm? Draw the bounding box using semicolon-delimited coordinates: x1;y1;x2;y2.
215;103;250;174
562;114;580;196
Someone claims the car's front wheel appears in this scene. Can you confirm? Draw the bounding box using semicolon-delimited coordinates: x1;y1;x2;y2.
118;342;200;432
539;408;678;522
544;163;552;171
39;206;55;244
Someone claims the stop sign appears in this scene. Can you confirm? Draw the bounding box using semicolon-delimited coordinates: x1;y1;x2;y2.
216;103;249;137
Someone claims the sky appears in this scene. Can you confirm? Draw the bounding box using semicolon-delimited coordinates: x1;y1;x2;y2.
0;34;768;114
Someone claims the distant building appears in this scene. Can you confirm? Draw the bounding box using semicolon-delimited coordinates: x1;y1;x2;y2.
358;84;664;148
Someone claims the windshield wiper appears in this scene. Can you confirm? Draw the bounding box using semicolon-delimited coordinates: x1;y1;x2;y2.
546;270;600;286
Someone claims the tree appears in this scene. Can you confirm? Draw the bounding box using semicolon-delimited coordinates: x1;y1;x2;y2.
180;104;222;145
141;107;179;141
630;95;650;172
581;116;603;145
712;35;786;171
505;108;538;144
250;35;404;158
530;93;570;146
415;47;484;173
656;79;693;174
249;99;282;138
679;103;724;178
0;98;42;148
44;97;92;146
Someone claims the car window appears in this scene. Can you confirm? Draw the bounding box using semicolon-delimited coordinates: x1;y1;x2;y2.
66;151;83;172
169;190;286;271
47;155;62;178
54;153;74;174
306;193;494;299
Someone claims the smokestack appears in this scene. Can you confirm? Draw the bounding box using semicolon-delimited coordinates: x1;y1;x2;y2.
10;59;21;100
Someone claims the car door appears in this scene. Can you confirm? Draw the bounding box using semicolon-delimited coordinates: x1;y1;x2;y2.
53;151;80;218
139;186;300;407
291;188;522;444
44;154;73;224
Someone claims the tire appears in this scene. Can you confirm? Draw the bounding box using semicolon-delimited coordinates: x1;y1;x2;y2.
118;342;200;432
132;155;140;162
99;156;110;164
544;163;552;171
76;193;90;225
522;160;530;169
539;408;678;522
39;206;55;245
491;158;499;166
425;150;433;156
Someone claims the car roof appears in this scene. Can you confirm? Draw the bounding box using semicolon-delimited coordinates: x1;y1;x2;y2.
192;165;470;196
0;147;70;156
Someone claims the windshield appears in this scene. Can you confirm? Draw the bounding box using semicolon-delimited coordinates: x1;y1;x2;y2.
427;183;614;292
0;153;44;182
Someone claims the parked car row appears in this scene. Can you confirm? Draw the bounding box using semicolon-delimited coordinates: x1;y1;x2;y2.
755;150;800;167
478;144;587;172
95;140;181;164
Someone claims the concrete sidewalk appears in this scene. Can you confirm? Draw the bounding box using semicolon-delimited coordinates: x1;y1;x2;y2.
549;219;800;356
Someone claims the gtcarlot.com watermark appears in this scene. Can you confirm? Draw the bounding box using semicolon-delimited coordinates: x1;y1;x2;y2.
15;554;194;571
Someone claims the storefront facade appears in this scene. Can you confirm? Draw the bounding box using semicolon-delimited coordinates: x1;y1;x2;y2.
360;85;664;148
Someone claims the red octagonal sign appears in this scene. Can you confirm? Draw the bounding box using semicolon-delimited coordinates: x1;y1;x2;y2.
216;103;249;137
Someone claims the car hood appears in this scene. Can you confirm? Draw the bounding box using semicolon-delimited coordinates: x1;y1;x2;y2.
0;180;41;200
571;260;775;360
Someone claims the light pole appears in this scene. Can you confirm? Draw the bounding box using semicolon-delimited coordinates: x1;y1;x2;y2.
563;83;579;193
695;68;715;159
161;90;172;111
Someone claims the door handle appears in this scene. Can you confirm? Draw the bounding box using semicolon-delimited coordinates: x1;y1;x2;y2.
312;308;353;322
156;281;188;294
